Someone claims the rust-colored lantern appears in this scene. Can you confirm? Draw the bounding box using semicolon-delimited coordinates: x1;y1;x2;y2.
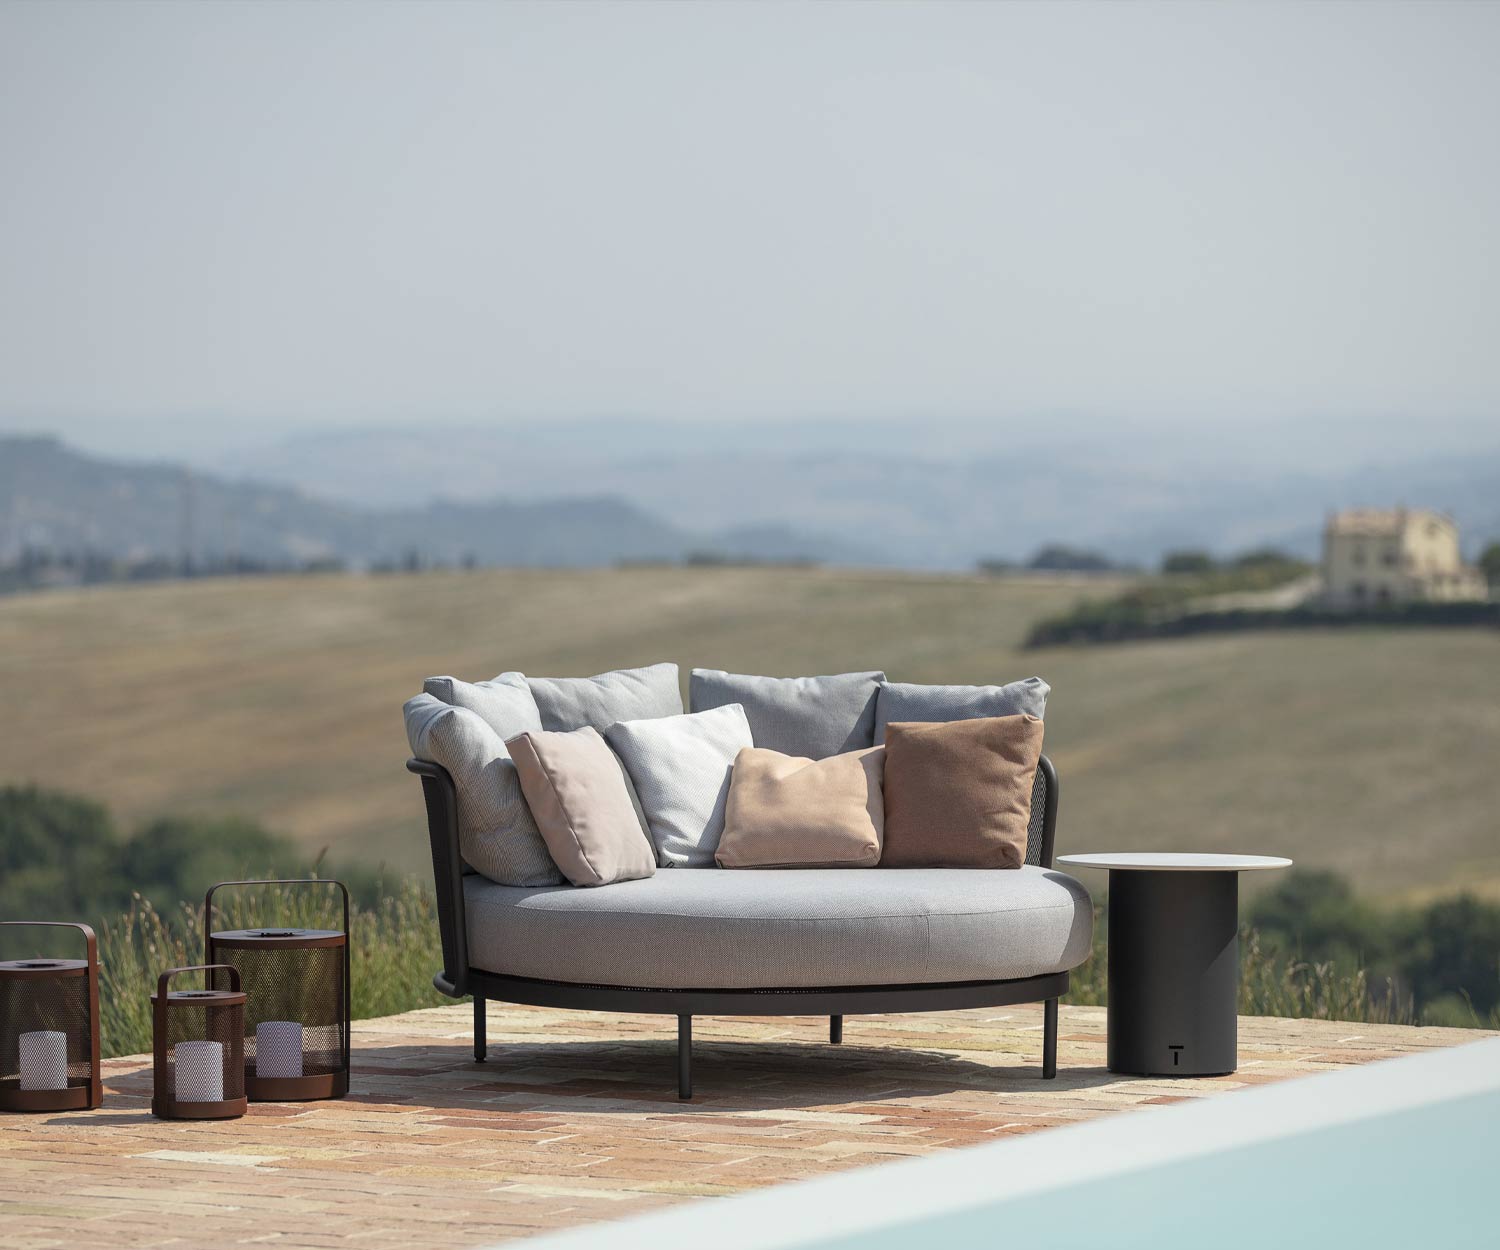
151;964;247;1120
205;880;351;1101
0;922;103;1113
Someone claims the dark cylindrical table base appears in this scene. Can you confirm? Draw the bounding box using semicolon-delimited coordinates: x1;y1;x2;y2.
1108;870;1238;1076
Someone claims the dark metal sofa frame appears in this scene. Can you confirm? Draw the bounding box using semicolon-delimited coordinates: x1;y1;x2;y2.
408;754;1065;1099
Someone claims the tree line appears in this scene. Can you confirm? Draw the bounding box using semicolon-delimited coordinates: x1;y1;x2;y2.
2;784;1495;1028
0;784;386;943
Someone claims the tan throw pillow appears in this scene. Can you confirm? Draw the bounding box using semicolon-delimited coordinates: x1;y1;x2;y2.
716;746;884;869
880;715;1043;869
508;727;657;887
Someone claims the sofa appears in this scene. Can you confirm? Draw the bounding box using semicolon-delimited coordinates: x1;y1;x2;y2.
406;665;1093;1099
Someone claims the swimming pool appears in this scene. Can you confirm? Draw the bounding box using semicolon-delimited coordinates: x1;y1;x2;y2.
523;1035;1500;1250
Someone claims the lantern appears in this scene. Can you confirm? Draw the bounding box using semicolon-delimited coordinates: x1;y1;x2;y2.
0;922;102;1112
205;879;351;1101
151;964;247;1120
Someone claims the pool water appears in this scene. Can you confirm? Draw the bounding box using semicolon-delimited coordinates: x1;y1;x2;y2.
808;1089;1499;1250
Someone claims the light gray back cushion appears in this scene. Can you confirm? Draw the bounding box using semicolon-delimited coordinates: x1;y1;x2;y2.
874;677;1050;745
606;703;753;867
690;669;885;759
514;663;682;734
497;664;676;861
422;674;542;739
403;694;564;887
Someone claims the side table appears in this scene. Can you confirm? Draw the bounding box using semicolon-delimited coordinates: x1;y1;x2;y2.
1056;852;1292;1076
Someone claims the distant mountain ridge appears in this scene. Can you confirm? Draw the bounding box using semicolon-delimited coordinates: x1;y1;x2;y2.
0;436;872;568
206;420;1500;568
6;425;1497;574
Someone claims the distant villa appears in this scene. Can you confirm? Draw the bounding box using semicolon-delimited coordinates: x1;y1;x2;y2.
1321;508;1487;608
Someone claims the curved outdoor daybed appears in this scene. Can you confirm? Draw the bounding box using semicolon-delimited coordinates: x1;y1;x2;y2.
409;754;1093;1099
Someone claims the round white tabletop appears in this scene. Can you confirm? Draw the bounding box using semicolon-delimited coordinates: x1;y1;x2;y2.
1056;852;1293;872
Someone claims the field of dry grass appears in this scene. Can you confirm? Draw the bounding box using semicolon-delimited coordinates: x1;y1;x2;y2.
1;566;1496;901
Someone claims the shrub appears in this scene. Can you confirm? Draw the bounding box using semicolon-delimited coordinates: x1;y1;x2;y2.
0;784;386;932
1480;541;1500;590
1161;550;1216;575
1233;547;1301;570
0;786;119;921
1064;906;1415;1025
1028;594;1497;648
1027;544;1118;572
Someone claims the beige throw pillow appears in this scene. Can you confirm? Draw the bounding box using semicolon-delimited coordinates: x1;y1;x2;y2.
881;714;1043;869
716;746;885;868
508;727;657;887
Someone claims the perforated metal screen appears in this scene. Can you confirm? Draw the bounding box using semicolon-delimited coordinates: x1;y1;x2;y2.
1025;767;1049;867
0;973;92;1090
220;943;345;1078
163;990;246;1103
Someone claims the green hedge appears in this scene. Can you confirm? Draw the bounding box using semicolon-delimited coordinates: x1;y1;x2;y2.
1029;599;1500;648
1067;870;1500;1029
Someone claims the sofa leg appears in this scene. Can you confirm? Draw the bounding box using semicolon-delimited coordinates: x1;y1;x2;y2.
474;994;488;1063
1042;997;1058;1079
677;1015;693;1101
829;1015;843;1044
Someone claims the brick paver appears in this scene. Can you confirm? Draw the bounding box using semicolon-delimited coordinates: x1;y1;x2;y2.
0;1002;1486;1248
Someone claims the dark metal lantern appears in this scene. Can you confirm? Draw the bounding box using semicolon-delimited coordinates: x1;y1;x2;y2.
0;922;103;1113
151;964;247;1120
205;879;351;1101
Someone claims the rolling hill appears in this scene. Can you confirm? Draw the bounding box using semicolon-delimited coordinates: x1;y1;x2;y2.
0;566;1496;902
0;435;871;568
210;419;1500;569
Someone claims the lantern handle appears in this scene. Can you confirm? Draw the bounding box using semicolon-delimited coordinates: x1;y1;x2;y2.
203;878;351;951
0;920;97;969
157;963;242;1001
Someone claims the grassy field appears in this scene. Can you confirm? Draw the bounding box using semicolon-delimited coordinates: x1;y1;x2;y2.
1;566;1497;901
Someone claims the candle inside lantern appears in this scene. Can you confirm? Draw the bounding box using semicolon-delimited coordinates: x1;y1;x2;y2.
175;1040;225;1102
255;1021;303;1079
18;1030;68;1091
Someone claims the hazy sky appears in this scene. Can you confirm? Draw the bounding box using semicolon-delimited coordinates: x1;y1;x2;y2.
1;1;1497;457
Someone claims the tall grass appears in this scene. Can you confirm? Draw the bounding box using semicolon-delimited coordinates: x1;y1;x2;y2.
1064;907;1416;1025
97;877;445;1058
94;886;1443;1060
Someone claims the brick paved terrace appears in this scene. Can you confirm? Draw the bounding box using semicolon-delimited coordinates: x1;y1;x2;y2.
1;1002;1488;1249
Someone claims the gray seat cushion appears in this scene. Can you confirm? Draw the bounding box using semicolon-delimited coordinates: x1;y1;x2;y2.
464;866;1092;989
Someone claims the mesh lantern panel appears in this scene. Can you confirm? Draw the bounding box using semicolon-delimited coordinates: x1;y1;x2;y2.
164;994;246;1104
230;942;345;1078
0;969;93;1091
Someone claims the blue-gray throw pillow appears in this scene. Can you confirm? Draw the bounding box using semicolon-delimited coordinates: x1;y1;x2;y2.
874;677;1049;745
690;669;885;759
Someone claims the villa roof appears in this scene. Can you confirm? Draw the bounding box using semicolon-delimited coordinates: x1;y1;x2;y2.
1326;507;1452;536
